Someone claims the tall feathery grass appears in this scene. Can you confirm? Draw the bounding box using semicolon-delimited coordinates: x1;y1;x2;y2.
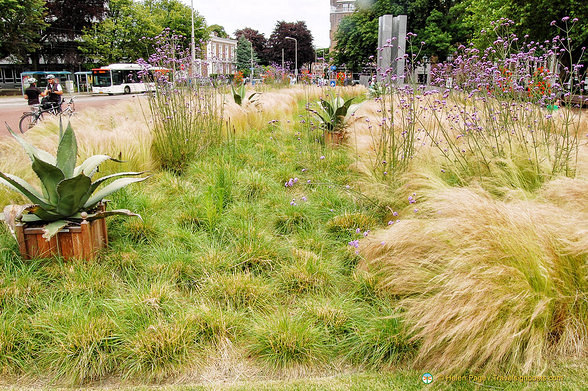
359;186;587;375
144;80;224;174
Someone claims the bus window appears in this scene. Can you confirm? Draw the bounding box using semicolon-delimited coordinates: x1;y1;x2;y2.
112;70;123;85
125;71;136;83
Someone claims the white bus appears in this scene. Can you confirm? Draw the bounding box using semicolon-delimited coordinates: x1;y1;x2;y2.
91;63;169;95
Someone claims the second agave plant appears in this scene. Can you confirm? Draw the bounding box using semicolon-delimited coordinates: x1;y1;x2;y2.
307;95;361;145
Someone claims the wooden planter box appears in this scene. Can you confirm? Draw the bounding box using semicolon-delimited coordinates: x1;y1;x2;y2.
14;218;108;260
324;130;346;146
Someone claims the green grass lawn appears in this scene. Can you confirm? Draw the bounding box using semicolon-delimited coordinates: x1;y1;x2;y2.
0;86;585;389
0;90;406;385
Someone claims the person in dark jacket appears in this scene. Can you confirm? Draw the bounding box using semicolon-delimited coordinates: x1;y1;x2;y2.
24;78;42;106
41;74;63;111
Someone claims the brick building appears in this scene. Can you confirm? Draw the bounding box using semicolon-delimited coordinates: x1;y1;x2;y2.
329;0;356;51
198;33;237;77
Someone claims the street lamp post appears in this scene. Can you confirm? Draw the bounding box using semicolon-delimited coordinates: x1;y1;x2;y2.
250;41;255;83
285;36;298;81
190;0;195;77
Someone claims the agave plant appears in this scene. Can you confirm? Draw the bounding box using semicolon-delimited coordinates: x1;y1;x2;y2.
308;96;361;133
0;123;147;239
231;83;259;106
367;81;390;98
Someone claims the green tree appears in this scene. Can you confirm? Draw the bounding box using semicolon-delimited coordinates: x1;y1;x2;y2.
236;35;258;77
418;10;453;59
144;0;207;46
465;0;588;54
333;9;379;72
234;27;268;64
266;21;314;71
208;24;228;38
0;0;47;61
333;0;471;68
80;0;208;66
79;0;157;66
38;0;109;65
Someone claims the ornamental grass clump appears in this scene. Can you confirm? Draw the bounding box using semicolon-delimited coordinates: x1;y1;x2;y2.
0;123;147;239
359;187;587;375
140;30;224;174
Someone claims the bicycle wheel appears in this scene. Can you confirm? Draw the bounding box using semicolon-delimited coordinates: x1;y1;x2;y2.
19;112;42;133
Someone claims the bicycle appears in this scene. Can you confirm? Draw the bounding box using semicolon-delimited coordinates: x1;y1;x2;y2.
18;96;76;133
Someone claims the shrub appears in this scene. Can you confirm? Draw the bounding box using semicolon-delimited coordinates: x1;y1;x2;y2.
326;212;378;239
0;123;146;239
341;304;413;367
140;31;224;174
33;304;120;384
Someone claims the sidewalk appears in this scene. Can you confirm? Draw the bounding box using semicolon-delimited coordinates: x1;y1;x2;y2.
0;92;92;107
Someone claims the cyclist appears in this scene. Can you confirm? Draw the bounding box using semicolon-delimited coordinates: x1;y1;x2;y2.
24;78;42;106
41;74;63;112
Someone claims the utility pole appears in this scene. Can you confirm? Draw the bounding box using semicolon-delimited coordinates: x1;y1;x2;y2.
250;41;254;82
285;36;298;80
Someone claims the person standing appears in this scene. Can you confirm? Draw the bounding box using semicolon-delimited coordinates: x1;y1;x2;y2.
23;78;42;106
41;74;63;111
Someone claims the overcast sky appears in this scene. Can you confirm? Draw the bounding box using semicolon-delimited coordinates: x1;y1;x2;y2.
183;0;332;48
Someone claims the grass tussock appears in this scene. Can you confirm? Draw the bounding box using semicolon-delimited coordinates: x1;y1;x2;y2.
122;319;195;381
359;186;588;375
248;311;331;369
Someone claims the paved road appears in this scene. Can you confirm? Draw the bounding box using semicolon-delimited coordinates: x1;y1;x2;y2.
0;93;141;137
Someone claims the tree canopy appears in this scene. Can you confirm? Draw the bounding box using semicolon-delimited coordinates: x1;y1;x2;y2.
234;28;268;65
0;0;47;61
209;24;228;39
266;21;314;71
40;0;109;64
80;0;207;67
333;0;588;69
236;35;259;77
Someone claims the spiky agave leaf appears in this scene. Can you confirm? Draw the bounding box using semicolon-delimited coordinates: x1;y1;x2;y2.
6;125;56;165
42;219;69;240
0;172;53;210
55;122;77;178
55;174;93;217
88;171;146;195
74;155;124;178
334;97;355;120
231;84;243;105
84;176;150;209
31;156;65;204
70;209;142;221
20;205;62;222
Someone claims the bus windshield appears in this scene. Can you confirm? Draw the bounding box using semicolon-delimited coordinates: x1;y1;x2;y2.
92;70;112;87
